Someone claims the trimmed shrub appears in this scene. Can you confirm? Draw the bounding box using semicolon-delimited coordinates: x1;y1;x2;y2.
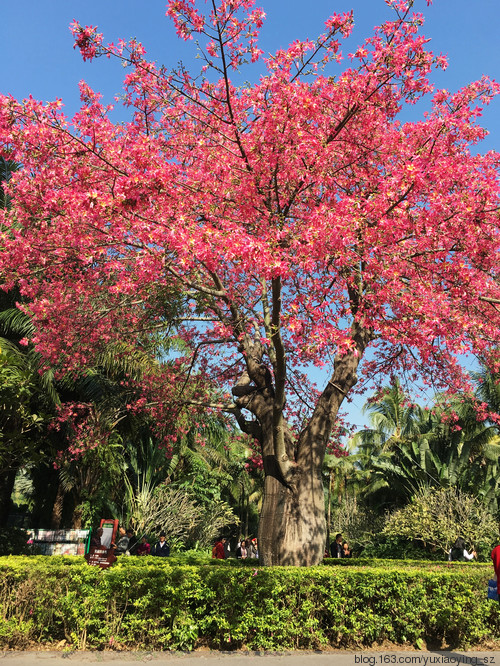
0;556;498;650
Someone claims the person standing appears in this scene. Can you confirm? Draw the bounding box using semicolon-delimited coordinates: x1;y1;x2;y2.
449;537;476;561
235;539;248;559
151;531;170;557
212;537;226;559
127;530;138;555
113;527;133;555
136;536;151;556
330;533;344;558
248;538;258;559
492;540;500;599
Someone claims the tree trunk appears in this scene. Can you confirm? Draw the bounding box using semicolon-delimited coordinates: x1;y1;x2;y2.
326;470;332;553
233;320;371;566
0;467;17;527
71;505;83;529
258;462;325;566
245;497;250;537
50;480;65;529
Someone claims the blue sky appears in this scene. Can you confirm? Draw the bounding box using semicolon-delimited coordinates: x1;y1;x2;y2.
3;0;500;144
3;0;500;430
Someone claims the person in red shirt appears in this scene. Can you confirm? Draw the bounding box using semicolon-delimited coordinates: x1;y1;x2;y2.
212;537;226;559
491;542;500;598
136;536;150;556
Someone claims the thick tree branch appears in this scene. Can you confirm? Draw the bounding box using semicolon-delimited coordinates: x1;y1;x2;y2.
270;276;292;477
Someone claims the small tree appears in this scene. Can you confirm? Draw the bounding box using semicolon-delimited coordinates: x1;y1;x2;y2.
382;486;498;559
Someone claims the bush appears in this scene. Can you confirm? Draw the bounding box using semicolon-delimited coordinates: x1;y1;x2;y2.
359;534;443;560
0;556;499;650
382;487;499;561
0;528;35;556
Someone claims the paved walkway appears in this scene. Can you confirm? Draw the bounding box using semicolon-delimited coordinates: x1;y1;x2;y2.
1;652;499;666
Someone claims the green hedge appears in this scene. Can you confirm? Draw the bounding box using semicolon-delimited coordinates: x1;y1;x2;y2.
0;556;499;651
322;557;486;568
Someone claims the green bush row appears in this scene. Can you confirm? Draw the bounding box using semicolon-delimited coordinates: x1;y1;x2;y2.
322;557;491;569
0;556;498;651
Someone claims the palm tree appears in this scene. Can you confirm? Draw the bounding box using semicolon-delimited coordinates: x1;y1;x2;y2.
323;449;361;546
0;301;173;528
169;416;259;511
474;364;500;424
351;378;429;509
421;395;500;515
352;377;500;516
0;304;60;525
354;377;422;452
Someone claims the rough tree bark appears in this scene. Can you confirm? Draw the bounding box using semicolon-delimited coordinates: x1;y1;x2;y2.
50;480;65;529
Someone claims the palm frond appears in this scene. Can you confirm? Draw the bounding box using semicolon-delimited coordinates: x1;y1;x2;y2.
0;308;34;338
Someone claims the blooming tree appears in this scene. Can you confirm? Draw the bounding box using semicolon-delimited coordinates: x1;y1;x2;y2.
1;0;500;565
